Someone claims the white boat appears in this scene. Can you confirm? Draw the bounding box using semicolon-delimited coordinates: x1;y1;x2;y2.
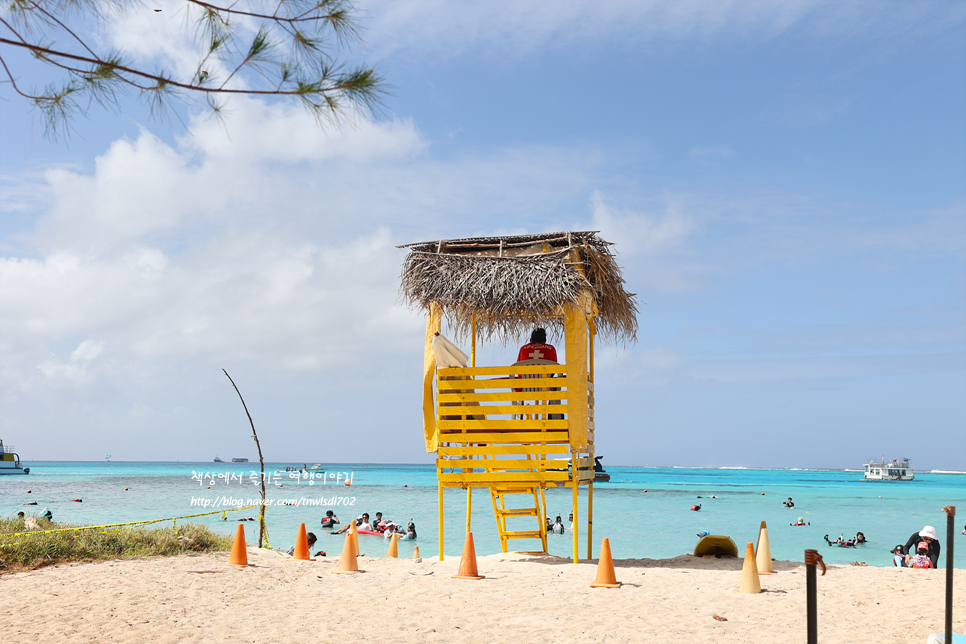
214;456;224;463
0;439;29;475
864;457;914;481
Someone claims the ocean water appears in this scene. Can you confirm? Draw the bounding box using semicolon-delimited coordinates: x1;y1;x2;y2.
2;462;963;568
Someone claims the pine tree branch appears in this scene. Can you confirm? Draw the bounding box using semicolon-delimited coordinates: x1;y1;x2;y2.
0;37;376;98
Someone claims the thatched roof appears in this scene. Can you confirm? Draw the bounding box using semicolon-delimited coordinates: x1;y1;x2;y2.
398;231;638;345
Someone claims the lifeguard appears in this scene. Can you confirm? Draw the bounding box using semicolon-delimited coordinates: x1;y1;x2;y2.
518;328;557;362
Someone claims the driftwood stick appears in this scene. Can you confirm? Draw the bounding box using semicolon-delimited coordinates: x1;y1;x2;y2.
223;369;268;548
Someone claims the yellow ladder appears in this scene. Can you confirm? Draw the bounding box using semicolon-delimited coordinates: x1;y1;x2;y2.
489;484;548;553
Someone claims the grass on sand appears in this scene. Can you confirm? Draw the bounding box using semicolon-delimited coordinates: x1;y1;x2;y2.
0;517;233;573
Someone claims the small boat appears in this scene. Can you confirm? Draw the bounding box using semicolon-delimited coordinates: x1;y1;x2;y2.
863;457;914;481
547;455;610;482
214;456;224;463
275;465;326;475
232;457;249;463
593;456;610;482
693;535;738;558
0;439;29;475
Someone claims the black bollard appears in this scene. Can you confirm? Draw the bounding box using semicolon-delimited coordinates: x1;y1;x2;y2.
943;506;955;644
804;549;826;644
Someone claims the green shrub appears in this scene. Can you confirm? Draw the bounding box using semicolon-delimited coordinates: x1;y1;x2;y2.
0;518;234;573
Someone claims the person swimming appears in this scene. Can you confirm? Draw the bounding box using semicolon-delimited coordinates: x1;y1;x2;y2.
551;516;565;534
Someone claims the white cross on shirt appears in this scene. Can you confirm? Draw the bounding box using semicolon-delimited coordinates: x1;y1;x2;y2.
527;348;545;360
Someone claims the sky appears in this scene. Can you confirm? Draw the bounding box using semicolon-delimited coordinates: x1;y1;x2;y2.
1;1;964;470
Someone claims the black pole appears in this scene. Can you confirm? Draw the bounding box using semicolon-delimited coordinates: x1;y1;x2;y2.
944;506;955;644
805;549;826;644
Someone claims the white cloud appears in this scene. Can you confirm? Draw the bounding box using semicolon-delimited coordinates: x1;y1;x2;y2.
71;340;104;362
359;0;965;62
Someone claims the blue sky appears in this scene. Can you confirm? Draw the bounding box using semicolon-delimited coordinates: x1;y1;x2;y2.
1;1;964;469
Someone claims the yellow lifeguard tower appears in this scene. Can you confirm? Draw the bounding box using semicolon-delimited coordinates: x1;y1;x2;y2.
398;231;637;562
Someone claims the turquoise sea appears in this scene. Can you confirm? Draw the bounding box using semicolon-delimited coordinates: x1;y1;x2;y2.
2;462;963;568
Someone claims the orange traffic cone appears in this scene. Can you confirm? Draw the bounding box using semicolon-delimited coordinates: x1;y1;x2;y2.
756;521;775;575
387;532;398;558
290;523;311;561
590;538;621;588
333;531;360;574
413;546;421;563
738;541;762;593
228;524;249;566
348;520;359;554
451;532;484;579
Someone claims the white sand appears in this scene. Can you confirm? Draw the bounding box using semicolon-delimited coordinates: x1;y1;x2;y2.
0;547;962;643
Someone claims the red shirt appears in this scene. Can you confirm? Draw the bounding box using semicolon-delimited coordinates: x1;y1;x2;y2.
517;343;557;363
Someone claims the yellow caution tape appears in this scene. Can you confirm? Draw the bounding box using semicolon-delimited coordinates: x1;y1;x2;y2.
0;505;260;539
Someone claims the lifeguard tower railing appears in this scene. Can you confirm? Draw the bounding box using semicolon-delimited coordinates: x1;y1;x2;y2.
434;360;596;562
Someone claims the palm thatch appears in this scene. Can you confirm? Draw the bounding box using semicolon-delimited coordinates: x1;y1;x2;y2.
398;231;638;345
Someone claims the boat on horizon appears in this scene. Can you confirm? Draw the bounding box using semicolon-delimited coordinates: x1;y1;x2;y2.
214;456;224;463
275;464;326;475
232;457;249;463
863;457;914;481
0;439;29;475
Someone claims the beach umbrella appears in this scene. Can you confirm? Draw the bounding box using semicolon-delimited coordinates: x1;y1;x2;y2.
432;332;469;368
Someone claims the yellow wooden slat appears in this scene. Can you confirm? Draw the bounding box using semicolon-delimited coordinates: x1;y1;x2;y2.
437;459;569;470
438;390;569;403
437;444;570;456
440;365;567;377
439;432;570;445
437;471;571;483
495;508;538;516
437;419;568;430
437;377;562;391
438;404;567;417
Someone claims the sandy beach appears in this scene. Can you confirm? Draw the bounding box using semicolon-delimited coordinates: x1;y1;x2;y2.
0;545;961;644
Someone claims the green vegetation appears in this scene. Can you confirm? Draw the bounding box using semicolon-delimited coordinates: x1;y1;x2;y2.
0;518;233;573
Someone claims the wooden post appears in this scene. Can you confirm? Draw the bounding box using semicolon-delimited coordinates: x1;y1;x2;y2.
804;549;825;644
471;315;476;368
588;481;594;560
944;505;956;643
539;485;548;552
438;483;444;561
571;450;579;563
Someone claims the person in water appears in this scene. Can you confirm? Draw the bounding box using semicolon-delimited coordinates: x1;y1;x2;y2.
855;531;866;544
552;516;565;534
902;525;940;569
783;497;794;508
790;517;808;526
321;510;339;528
335;514;369;534
518;328;557;362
